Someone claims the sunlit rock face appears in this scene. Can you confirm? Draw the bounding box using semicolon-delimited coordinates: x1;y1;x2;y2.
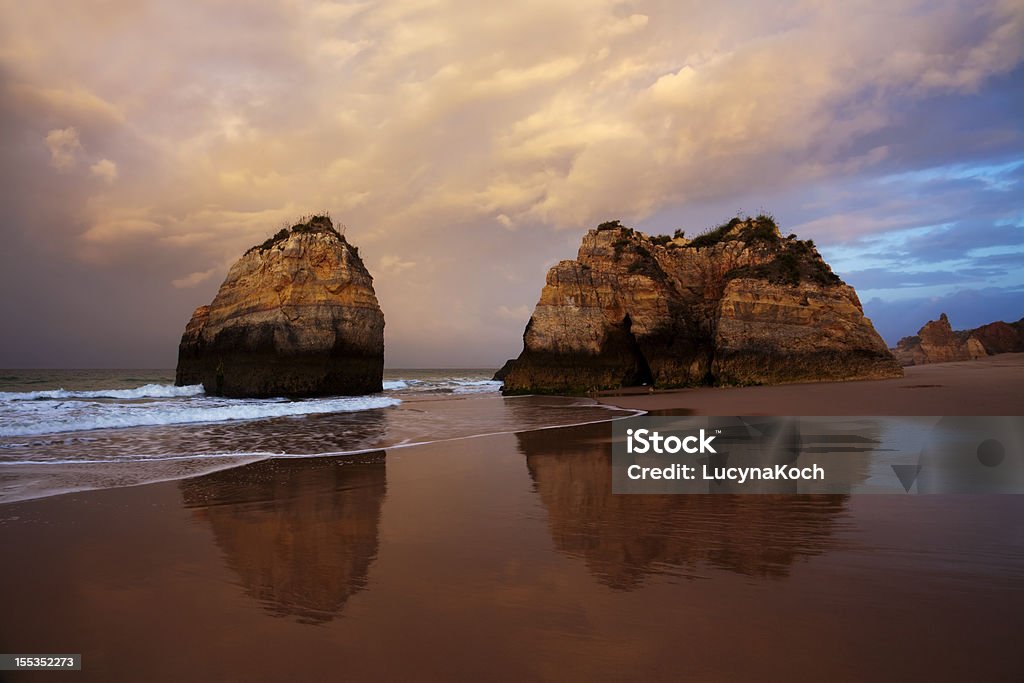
503;217;901;394
175;216;384;397
893;313;1024;366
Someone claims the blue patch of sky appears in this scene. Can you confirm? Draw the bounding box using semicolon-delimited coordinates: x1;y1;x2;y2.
876;158;1024;191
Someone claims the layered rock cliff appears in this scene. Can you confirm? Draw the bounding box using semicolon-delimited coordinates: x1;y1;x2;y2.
176;215;384;397
892;313;1024;366
502;217;901;394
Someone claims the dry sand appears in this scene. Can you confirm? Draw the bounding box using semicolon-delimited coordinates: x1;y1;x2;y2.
598;352;1024;416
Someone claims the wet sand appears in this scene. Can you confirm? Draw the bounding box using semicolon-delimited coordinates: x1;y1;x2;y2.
1;420;1023;681
597;353;1024;415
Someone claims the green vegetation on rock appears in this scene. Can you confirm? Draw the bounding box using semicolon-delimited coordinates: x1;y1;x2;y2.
726;237;841;286
247;214;344;254
688;214;780;249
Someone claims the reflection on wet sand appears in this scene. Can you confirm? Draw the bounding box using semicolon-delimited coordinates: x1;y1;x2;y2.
179;452;386;624
1;423;1021;681
519;426;850;589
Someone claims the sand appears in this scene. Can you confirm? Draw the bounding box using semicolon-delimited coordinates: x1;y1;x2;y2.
0;422;1022;681
597;352;1024;415
0;356;1022;681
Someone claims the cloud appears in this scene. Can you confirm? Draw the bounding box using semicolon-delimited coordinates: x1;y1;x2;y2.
377;254;417;274
79;219;161;251
783;155;1024;308
10;84;124;126
80;207;162;244
496;304;531;321
1;1;1024;366
89;158;118;183
842;265;1011;290
44;127;82;170
171;268;217;289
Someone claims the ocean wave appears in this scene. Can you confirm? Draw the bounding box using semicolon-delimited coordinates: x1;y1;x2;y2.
451;380;503;394
0;393;642;504
1;404;642;466
382;378;502;394
0;383;206;401
0;395;401;437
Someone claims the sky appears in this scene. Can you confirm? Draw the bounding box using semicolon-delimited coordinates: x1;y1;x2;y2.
0;0;1022;369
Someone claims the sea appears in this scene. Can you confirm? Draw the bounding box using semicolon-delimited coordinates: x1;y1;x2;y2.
0;368;636;504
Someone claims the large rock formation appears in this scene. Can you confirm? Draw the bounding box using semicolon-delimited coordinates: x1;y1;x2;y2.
892;313;1024;366
176;216;384;397
502;217;901;394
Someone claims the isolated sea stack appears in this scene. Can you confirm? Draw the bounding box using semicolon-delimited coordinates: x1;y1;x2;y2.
176;215;384;397
502;216;901;394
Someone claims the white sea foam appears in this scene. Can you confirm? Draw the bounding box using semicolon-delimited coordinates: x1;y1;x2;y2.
382;378;502;394
0;372;641;504
451;380;503;394
0;383;206;401
0;395;401;437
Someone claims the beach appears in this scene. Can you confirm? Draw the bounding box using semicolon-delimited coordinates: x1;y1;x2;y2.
597;352;1024;415
0;359;1022;681
4;0;1023;679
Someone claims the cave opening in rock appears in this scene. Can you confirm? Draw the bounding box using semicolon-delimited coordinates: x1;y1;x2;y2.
621;313;655;387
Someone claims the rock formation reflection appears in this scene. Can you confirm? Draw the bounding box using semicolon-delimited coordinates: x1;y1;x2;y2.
519;426;850;590
180;452;387;624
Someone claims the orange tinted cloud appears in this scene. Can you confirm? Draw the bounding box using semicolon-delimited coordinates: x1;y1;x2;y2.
1;0;1022;365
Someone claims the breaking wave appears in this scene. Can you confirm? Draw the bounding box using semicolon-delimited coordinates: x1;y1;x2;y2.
0;383;206;401
0;394;401;437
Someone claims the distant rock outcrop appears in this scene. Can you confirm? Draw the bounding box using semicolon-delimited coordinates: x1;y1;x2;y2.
175;215;384;397
971;319;1024;355
502;217;901;394
892;313;1024;366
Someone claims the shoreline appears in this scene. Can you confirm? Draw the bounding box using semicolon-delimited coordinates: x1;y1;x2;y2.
0;393;639;506
596;352;1024;416
3;354;1020;506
